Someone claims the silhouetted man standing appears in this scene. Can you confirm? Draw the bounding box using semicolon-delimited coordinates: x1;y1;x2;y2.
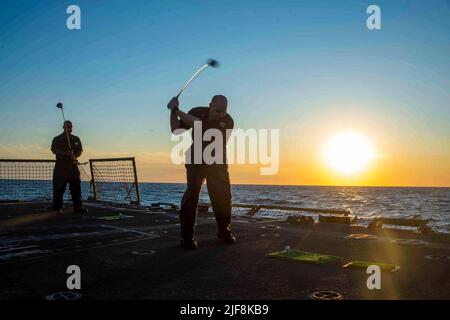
168;95;235;249
51;120;88;214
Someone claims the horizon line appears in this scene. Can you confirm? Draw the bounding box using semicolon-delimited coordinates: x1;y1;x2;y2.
136;180;450;189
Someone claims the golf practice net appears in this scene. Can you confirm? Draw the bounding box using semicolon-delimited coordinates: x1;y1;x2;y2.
89;157;140;204
0;157;140;204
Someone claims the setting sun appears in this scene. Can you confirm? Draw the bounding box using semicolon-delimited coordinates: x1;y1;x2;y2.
322;132;375;175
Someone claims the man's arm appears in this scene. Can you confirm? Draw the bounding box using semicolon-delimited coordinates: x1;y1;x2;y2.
170;108;181;133
74;138;82;158
52;148;66;156
225;116;234;143
51;137;74;158
175;109;201;128
51;137;66;156
167;97;200;134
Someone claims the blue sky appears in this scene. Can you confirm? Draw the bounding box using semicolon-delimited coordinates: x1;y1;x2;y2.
0;0;449;185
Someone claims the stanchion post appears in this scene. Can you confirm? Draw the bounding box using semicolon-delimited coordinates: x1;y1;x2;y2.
131;157;141;205
89;159;97;201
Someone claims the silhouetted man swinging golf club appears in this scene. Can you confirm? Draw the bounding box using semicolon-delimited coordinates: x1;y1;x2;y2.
51;103;88;214
167;59;235;249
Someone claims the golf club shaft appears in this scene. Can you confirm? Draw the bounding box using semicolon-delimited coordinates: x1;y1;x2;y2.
59;107;72;150
61;107;66;123
175;63;209;98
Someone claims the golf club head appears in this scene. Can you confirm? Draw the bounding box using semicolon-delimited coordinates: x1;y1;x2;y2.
56;103;63;109
207;59;219;68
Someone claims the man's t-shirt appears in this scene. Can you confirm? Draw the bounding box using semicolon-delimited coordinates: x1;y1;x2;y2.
180;107;234;165
51;132;83;166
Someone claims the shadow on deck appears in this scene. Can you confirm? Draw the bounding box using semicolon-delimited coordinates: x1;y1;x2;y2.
0;201;449;300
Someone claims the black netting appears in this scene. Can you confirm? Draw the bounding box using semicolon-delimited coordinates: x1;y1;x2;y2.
90;158;139;204
0;160;91;201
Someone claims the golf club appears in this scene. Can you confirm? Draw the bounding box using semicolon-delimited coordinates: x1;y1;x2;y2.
170;59;219;106
56;102;72;150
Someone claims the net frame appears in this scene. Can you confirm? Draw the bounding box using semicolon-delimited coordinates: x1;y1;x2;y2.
0;158;140;205
89;157;140;205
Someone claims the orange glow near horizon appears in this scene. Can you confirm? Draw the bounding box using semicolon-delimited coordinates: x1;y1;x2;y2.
322;131;375;175
2;128;449;187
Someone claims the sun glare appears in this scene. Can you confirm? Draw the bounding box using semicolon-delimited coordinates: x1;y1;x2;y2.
322;132;375;175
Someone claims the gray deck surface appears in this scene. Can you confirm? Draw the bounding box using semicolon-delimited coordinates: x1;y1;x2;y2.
1;201;449;300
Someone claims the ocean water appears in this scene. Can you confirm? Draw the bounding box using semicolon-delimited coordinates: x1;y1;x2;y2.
1;180;449;233
139;183;450;233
